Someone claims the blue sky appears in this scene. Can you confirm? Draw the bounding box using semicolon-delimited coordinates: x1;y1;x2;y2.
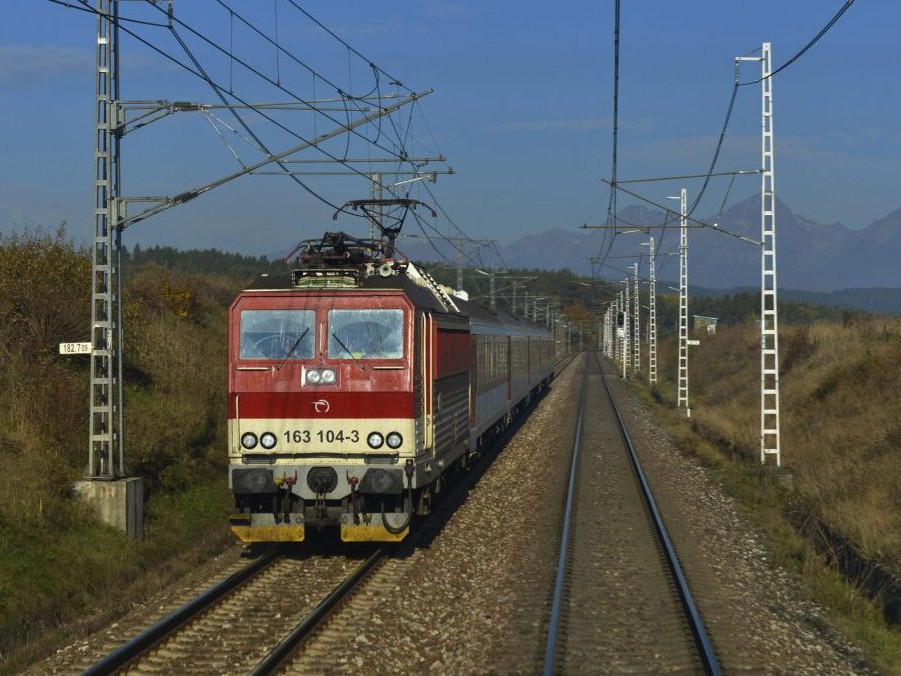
1;1;897;258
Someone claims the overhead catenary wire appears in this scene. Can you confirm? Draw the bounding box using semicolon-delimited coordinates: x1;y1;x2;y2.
121;0;430;196
142;1;416;164
45;0;169;26
408;210;483;269
166;25;348;212
739;0;856;86
154;1;454;240
602;180;760;246
50;0;438;217
283;0;415;97
596;0;623;270
691;0;857;212
592;1;856;278
47;0;355;214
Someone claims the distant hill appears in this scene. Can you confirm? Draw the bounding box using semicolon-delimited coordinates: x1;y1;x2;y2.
398;195;901;295
698;286;901;316
123;225;901;316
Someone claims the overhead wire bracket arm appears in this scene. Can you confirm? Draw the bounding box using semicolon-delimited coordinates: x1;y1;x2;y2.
116;89;432;229
600;179;761;245
615;169;761;184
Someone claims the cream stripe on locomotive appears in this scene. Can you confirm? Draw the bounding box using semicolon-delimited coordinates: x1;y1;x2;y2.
229;418;416;459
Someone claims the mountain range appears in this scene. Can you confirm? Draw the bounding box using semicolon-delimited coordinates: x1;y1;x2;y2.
399;195;901;293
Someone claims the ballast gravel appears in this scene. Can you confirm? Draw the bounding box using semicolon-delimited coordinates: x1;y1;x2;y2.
605;369;875;674
27;354;876;673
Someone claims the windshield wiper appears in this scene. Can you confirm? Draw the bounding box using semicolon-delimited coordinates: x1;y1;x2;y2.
275;327;310;371
331;332;365;370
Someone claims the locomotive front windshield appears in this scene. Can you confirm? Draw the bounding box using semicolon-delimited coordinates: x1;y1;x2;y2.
240;309;315;360
328;309;404;360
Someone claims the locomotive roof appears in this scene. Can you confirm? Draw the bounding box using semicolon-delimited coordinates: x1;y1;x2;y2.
242;266;550;337
243;267;451;315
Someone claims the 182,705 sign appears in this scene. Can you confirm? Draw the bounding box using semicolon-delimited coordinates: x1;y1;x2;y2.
59;342;92;355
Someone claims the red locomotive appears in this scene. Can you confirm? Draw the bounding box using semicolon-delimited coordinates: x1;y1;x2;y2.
228;228;554;543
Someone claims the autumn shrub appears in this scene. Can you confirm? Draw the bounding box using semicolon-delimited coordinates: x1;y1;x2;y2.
0;229;247;668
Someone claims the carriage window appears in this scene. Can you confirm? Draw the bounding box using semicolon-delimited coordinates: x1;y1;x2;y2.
328;309;404;360
240;310;315;360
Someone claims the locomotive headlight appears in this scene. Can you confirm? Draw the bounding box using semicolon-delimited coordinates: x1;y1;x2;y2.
306;369;321;384
320;368;336;384
241;432;258;450
367;432;384;449
260;432;277;450
386;432;403;449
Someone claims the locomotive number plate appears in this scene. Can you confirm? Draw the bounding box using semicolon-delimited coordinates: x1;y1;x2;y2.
283;429;360;444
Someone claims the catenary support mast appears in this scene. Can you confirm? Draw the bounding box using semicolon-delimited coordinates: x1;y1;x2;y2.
632;262;640;374
759;43;781;466
673;188;689;414
622;281;630;378
89;0;124;478
643;236;657;384
737;43;781;466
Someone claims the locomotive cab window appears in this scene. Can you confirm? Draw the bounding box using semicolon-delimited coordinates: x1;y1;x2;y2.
240;309;315;360
328;309;404;360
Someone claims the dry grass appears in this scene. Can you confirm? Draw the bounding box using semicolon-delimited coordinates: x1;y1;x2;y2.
659;317;901;572
632;320;901;672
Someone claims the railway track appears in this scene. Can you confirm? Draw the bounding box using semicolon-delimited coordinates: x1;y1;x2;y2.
542;352;720;675
81;359;575;675
255;364;582;673
80;548;370;674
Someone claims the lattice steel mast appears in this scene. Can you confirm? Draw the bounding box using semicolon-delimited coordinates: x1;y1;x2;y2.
632;262;640;374
759;43;781;465
671;188;689;414
89;0;124;478
622;280;630;378
643;236;657;385
737;43;781;465
81;1;431;483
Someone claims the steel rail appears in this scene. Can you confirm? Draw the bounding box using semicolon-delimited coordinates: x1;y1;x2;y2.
248;546;391;675
255;356;567;675
82;548;280;675
85;353;568;676
596;353;721;675
542;355;589;675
